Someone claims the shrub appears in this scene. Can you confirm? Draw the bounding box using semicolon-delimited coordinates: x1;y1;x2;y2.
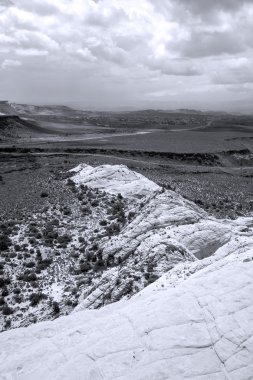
0;277;10;288
79;262;91;273
147;274;159;284
19;271;37;282
128;211;135;220
0;296;5;305
65;299;73;307
52;301;60;314
67;178;75;187
36;258;52;271
94;259;105;271
25;261;35;268
1;287;8;297
29;292;47;306
14;295;22;304
106;223;120;236
0;235;11;251
4;319;11;329
91;243;98;251
81;206;91;215
2;305;13;315
57;234;72;245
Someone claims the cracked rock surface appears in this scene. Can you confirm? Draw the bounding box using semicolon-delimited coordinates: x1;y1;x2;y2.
0;247;253;379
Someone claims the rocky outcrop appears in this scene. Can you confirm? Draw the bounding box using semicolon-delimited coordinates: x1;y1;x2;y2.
71;165;253;312
0;244;252;380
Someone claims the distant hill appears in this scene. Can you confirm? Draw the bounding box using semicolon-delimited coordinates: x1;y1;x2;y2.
0;101;17;116
0;115;55;141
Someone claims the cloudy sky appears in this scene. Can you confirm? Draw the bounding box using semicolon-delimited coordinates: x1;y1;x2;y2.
0;0;253;112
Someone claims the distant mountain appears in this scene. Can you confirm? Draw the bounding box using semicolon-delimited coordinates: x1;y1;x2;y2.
0;115;55;141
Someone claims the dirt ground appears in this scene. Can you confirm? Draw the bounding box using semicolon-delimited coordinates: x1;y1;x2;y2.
0;151;252;221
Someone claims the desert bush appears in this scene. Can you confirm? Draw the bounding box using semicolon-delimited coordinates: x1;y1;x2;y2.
13;295;22;304
29;292;47;306
106;254;115;267
0;277;10;288
79;262;91;273
57;234;72;245
29;237;37;246
36;258;52;272
65;299;73;307
78;236;86;243
91;243;98;251
2;305;13;315
43;226;58;240
0;296;5;305
4;319;11;329
128;211;135;220
106;222;120;236
81;206;91;215
147;274;159;284
19;270;37;282
52;301;60;314
94;259;105;271
28;225;39;235
67;178;75;187
1;287;8;297
0;235;11;251
25;261;35;268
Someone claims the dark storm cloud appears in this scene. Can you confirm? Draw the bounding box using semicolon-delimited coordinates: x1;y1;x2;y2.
170;0;253;17
178;30;245;58
12;0;59;16
0;0;12;6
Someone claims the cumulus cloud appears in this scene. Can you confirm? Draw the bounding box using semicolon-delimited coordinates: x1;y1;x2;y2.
1;58;21;69
0;0;252;111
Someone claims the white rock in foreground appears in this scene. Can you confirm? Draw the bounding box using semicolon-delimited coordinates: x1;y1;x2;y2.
0;248;253;380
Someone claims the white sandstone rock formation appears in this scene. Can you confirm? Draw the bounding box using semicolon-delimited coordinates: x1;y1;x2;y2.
69;164;253;312
0;246;252;379
1;164;253;379
70;164;160;197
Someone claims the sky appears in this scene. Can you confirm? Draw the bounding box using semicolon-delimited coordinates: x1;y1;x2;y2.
0;0;253;112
